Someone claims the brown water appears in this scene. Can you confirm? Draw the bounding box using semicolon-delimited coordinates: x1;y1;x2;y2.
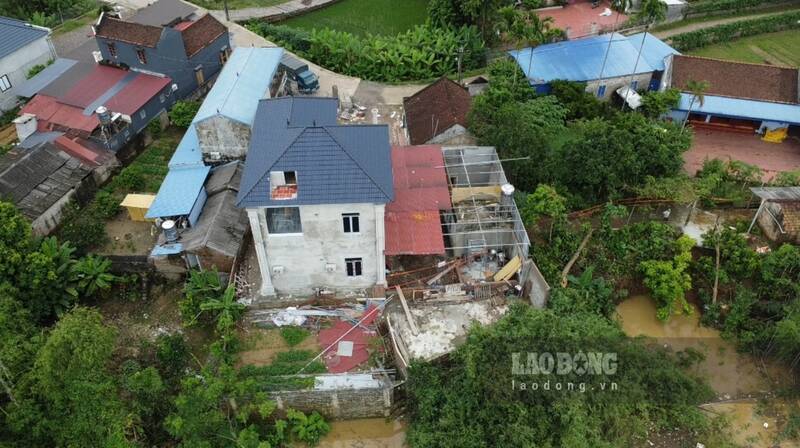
617;295;797;447
318;418;406;448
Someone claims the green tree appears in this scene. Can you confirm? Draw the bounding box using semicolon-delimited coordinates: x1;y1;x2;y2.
20;237;80;321
0;202;32;281
168;101;201;128
180;269;223;326
638;0;668;24
640;235;695;321
681;79;709;132
640;88;681;119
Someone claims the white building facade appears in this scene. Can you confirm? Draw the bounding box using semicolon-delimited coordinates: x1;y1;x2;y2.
0;18;55;111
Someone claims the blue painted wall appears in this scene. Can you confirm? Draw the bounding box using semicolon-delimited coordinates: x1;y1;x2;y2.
95;26;229;100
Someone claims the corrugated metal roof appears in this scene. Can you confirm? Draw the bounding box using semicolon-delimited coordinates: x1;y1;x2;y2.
385;211;445;256
508;33;659;84
194;47;283;126
167;125;203;168
145;165;210;218
237;97;393;208
129;0;197;26
626;32;680;72
677;93;800;125
16;58;78;98
0;16;49;60
751;187;800;202
58;65;129;109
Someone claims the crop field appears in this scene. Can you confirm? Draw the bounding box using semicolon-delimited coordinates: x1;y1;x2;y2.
688;29;800;67
278;0;429;36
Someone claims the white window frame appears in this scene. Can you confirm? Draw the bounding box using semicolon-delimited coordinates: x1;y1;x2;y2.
345;257;363;277
342;213;360;234
0;75;11;92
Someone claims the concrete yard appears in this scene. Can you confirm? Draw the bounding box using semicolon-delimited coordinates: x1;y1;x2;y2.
684;129;800;181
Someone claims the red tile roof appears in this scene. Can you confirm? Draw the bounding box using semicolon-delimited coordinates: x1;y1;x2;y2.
385;145;450;256
403;77;472;145
671;55;799;104
95;15;163;48
180;14;226;57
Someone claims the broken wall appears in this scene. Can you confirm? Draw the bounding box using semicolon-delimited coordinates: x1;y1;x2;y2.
195;115;252;160
269;384;392;419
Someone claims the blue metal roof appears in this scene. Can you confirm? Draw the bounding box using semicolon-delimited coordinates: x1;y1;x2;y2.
0;16;49;60
168;125;203;168
16;58;77;97
676;93;800;125
194;47;284;127
509;33;662;84
237;97;394;208
626;32;680;72
145;165;210;218
150;243;183;256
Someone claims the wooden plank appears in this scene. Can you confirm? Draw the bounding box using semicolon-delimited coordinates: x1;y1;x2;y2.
493;255;521;282
0;124;17;145
426;261;459;285
395;286;418;335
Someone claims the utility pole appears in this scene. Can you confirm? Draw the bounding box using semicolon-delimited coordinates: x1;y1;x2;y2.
223;0;230;22
457;46;464;85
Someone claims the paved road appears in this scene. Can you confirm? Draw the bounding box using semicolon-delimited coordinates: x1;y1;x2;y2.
653;7;800;39
210;0;338;22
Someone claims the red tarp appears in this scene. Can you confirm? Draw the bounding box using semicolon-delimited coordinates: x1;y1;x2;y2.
317;306;380;374
385;145;451;255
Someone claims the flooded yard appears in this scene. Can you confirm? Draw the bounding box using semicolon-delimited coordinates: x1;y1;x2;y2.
318;419;406;448
617;295;798;447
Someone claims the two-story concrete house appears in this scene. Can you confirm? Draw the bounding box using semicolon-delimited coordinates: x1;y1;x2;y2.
93;0;229;101
0;16;55;111
236;97;394;297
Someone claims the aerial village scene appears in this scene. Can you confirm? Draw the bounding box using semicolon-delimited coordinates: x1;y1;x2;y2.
1;0;800;446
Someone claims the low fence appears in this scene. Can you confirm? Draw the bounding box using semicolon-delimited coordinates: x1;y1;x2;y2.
268;373;394;419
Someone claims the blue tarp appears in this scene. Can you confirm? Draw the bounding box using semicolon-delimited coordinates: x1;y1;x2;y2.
145;165;210;219
150;243;183;256
677;93;800;125
508;33;677;84
194;47;284;127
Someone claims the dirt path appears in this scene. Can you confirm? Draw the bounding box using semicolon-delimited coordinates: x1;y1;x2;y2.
653;8;800;39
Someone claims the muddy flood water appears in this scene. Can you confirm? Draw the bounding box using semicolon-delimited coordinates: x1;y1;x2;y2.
617;295;797;448
317;419;406;448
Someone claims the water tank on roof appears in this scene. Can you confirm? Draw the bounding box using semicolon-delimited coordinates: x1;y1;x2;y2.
501;183;515;207
95;106;112;125
161;219;178;243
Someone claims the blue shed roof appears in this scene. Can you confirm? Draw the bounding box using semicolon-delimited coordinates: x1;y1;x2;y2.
509;33;665;84
626;32;680;71
168;125;203;168
194;46;284;127
145;165;210;218
237;97;394;208
676;93;800;125
0;16;49;60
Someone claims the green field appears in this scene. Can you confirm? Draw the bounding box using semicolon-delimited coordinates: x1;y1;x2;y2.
688;29;800;67
278;0;429;37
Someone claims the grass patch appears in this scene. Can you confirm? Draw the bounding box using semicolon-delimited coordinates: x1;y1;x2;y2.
688;29;800;66
280;327;310;346
278;0;429;37
52;11;96;36
192;0;288;10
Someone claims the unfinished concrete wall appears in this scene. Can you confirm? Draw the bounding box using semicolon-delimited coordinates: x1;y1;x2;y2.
258;203;384;295
269;385;392;419
195;115;251;160
585;72;653;100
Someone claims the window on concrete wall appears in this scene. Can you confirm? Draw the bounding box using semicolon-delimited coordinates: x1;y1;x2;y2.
0;75;10;92
345;258;363;277
597;85;606;98
267;207;302;234
631;80;638;90
194;66;204;86
107;43;117;58
136;48;147;64
342;213;360;233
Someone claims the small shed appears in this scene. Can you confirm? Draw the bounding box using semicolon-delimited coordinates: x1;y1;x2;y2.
120;194;156;221
748;187;800;244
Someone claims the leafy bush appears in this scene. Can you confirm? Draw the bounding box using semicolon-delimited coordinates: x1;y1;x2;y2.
640;235;695;321
246;23;311;52
114;166;146;192
287;409;330;445
640;88;681;119
57;201;107;254
251;23;485;82
671;10;800;51
280;327;310;347
168;100;200;128
549;80;614;121
686;0;783;15
93;190;121;219
180;270;222;326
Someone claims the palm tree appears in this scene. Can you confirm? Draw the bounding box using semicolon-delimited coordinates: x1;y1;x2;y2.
682;79;710;133
200;285;246;334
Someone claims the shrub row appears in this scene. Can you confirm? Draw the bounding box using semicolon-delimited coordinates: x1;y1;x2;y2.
670;10;800;51
686;0;784;15
248;22;485;82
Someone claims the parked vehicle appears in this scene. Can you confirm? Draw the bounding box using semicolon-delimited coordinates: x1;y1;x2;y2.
279;54;319;94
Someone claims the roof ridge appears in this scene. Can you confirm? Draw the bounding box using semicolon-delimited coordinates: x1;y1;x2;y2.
236;126;305;206
322;126;392;200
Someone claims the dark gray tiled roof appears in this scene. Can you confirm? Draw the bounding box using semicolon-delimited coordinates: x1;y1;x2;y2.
237;97;393;208
0;143;91;220
0;16;49;60
130;0;197;27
